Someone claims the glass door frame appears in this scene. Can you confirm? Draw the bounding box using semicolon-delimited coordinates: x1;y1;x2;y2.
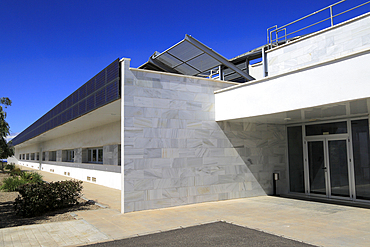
286;117;370;202
304;134;354;200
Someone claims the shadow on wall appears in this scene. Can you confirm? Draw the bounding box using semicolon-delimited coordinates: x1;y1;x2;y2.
217;121;288;195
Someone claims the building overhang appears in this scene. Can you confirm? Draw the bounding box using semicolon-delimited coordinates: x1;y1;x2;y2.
220;98;369;125
15;100;120;148
215;48;370;124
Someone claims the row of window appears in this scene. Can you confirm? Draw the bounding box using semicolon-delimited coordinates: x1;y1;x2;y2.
19;147;104;164
19;153;40;161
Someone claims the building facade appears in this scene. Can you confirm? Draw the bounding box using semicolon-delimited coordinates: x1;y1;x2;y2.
10;8;370;213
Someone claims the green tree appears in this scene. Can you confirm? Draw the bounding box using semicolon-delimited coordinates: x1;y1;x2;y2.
0;97;14;161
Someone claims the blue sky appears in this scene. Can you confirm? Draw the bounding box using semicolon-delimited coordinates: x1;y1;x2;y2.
1;0;369;137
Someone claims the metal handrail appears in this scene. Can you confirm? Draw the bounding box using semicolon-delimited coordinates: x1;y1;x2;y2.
267;0;370;49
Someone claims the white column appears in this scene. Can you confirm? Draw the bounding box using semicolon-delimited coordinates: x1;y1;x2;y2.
120;57;131;214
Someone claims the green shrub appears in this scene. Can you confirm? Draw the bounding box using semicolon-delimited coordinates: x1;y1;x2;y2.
5;163;15;171
0;171;44;192
10;168;22;176
20;172;43;183
0;177;28;192
14;180;83;217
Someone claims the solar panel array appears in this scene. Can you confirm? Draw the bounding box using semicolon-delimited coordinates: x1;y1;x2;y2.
12;59;120;146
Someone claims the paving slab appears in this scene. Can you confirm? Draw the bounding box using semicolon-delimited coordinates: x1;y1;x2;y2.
0;220;110;247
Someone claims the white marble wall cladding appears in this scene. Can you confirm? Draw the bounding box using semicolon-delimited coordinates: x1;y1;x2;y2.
123;69;288;212
74;148;82;163
268;13;370;76
103;144;120;166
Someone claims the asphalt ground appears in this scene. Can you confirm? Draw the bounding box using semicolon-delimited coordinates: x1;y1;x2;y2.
84;221;317;247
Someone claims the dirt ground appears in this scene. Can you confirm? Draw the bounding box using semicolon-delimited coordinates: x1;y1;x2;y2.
0;171;101;229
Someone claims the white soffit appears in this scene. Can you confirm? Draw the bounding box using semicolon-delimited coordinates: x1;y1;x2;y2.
16;100;121;147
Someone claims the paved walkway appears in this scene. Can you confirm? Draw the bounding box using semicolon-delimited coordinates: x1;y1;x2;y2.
1;166;370;246
0;220;109;246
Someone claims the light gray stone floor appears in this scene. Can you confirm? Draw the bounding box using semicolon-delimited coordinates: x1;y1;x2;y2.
0;220;109;247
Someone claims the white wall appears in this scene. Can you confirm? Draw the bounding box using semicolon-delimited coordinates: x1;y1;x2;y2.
249;62;263;80
215;48;370;121
17;161;121;189
267;13;370;76
122;65;288;213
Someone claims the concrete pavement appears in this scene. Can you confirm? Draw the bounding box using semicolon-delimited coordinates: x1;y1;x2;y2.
1;166;370;246
75;196;370;247
0;220;109;246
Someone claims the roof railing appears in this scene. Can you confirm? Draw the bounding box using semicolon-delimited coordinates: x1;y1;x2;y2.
267;0;370;49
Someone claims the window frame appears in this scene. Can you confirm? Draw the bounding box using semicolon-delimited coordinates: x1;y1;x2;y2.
87;147;103;164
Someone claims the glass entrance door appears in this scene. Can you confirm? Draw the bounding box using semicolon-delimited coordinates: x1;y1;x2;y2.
328;140;350;197
307;138;350;198
307;141;326;195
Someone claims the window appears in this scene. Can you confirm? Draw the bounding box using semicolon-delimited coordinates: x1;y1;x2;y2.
352;119;370;200
63;149;74;162
87;147;103;164
306;121;347;136
49;151;57;161
30;153;35;160
19;154;21;160
26;153;29;160
22;154;25;160
36;152;39;161
42;152;45;161
287;126;304;193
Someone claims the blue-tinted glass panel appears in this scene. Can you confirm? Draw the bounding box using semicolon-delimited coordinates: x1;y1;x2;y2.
72;92;78;104
86;95;95;111
72;105;79;118
95;71;105;89
79;84;87;99
95;88;105;107
79;100;86;115
107;61;119;83
86;79;95;95
106;81;118;102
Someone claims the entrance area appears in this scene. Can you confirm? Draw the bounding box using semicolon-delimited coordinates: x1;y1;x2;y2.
288;119;370;202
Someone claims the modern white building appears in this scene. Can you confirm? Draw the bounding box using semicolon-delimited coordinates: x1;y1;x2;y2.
10;2;370;213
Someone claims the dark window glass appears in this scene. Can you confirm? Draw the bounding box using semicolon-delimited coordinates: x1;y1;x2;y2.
49;151;57;161
287;126;305;193
98;149;103;162
352;119;370;200
306;121;347;136
308;141;326;195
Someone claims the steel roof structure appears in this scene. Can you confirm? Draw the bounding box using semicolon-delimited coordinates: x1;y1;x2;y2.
139;35;255;81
